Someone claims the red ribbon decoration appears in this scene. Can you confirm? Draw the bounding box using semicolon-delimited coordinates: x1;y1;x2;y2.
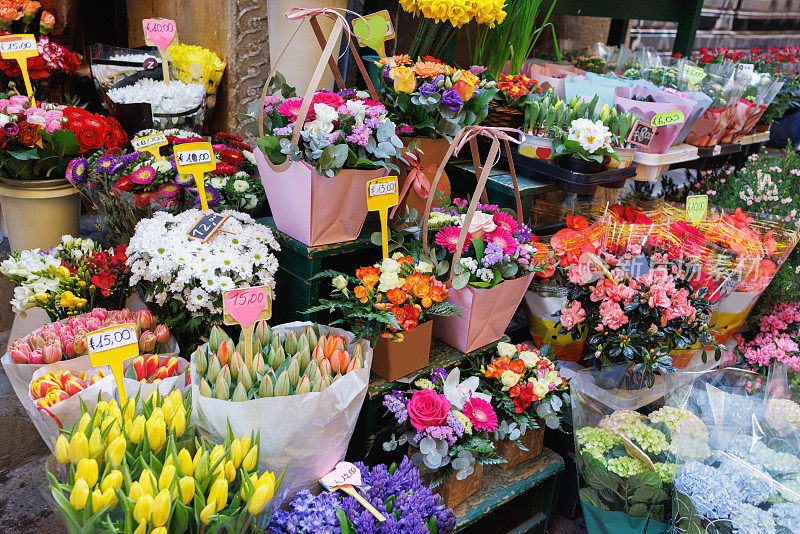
390;159;437;218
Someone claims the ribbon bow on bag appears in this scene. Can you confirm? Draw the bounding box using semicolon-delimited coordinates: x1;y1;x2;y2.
390;154;437;218
284;7;368;48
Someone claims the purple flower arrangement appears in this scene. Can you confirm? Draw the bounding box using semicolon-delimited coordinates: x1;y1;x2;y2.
268;458;456;534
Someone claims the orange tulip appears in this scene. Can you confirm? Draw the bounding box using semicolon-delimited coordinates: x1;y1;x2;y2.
324;335;346;359
329;349;350;375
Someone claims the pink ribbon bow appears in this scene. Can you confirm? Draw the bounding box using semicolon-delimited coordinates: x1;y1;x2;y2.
284;7;369;44
452;125;525;166
390;159;437;218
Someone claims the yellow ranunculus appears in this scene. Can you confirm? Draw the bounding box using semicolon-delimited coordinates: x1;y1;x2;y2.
390;66;416;94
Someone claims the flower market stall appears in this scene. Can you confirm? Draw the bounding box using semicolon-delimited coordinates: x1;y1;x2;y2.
1;2;800;534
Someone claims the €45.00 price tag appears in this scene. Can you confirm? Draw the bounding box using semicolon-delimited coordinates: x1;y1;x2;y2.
88;323;139;402
131;132;168;160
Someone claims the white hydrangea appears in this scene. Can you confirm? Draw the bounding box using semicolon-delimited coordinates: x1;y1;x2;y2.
126;209;280;319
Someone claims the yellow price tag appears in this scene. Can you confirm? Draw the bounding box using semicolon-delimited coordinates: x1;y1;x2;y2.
686;195;708;224
0;34;39;107
353;11;394;58
175;142;216;211
87;323;139;403
684;65;706;87
131;132;168;160
651;110;686;128
366;176;399;259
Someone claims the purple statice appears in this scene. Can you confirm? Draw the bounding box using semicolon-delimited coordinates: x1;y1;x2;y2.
430;367;447;385
268;489;340;534
383;390;408;424
440;89;463;112
365;117;382;129
338;88;357;98
446;412;465;438
482;241;504;267
425;425;456;445
346;123;371;147
382;65;393;84
514;224;533;243
273;125;294;136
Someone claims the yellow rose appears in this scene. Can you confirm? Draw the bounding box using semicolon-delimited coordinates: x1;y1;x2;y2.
532;381;548;398
500;370;520;388
390;66;416;94
454;70;479;101
496;342;516;358
519;351;540;368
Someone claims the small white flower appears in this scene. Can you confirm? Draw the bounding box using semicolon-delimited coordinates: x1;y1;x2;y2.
416;261;433;274
501;370;520;388
210;177;228;189
243;151;255;164
497;342;516;358
233;180;249;193
153;160;172;173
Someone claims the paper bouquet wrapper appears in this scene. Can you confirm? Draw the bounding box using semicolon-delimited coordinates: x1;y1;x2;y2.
522;283;587;362
738;103;769;138
565;74;633;110
26;356;116;452
122;354;190;400
672;90;712;145
190;321;372;504
614;86;697;154
708;291;761;343
685;105;734;147
520;62;583;99
433;273;534;354
254;148;385;247
720;99;767;143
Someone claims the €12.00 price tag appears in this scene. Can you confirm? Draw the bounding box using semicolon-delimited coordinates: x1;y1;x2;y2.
87;323;139;402
131;132;168;160
186;211;228;243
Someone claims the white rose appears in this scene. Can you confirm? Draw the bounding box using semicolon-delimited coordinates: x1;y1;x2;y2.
519;351;540;368
497;342;516;358
416;261;433;274
532;381;548;398
314;102;338;124
332;274;348;291
303;119;333;135
501;370;520;388
377;271;401;292
462;211;496;237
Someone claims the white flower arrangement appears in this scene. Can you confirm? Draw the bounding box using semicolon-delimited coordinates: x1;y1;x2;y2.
126;209;280;340
552;118;618;164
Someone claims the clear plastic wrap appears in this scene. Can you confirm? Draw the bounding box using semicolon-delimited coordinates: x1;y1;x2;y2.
89;43;160;89
684;64;743;147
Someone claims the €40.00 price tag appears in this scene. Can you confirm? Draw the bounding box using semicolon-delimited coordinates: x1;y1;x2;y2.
686;195;708;224
88;323;139;402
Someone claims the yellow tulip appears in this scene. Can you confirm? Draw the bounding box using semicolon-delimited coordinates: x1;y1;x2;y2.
69;479;89;511
200;502;216;524
77;413;91;433
55;434;70;464
169;408;186;436
129;415;145;444
167;390;183;412
242;446;258;472
210;444;225;466
240;436;251;453
177;449;194;476
128;481;144;503
69;431;89;463
105;421;121;445
390;66;416;93
139;469;157;497
88;428;103;458
106;435;126;467
258;470;276;491
76;458;99;488
230;439;243;469
151;528;168;534
159;464;176;493
101;470;123;493
247;483;270;515
208;477;228;512
150;407;164;421
223;460;236;482
132;494;153;524
101;487;118;509
133;522;146;534
161;401;174;423
151;489;171;527
123;398;136;422
109;405;123;426
91;488;104;513
241;473;259;499
193;451;209;483
179;476;195;505
146;417;167;450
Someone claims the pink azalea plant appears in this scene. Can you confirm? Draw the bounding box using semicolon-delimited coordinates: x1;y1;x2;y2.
735;302;800;373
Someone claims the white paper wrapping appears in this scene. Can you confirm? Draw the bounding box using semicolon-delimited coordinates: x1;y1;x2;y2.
190;321;372;503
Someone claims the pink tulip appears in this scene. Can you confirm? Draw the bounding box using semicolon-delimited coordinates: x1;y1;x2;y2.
64;377;87;396
90;308;109;322
86;317;102;333
28;332;45;349
11;340;31;356
42;342;63;364
138;331;156;353
28;349;44;365
153;324;169;344
73;335;88;356
9;348;29;363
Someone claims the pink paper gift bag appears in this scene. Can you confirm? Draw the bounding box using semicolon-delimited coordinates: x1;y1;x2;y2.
686;105;734;147
433;273;534;353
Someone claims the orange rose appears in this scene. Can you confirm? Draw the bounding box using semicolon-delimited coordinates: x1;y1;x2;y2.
454;70;479;101
356;266;380;289
18;121;41;147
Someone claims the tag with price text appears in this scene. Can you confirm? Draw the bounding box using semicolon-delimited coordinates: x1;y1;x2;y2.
686;195;708;224
142;18;178;51
320;462;362;490
131;132;168;159
88;323;139;403
174;142;216;173
0;34;37;58
366;176;399;211
223;286;273;328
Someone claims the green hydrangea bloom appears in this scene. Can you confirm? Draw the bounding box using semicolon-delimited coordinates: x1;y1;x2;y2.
653;462;678;483
576;427;620;461
607;456;647;478
628;423;669;455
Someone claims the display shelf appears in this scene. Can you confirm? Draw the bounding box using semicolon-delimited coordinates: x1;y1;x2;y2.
455;448;564;533
631;144;700;182
696;143;742;158
740;130;771;145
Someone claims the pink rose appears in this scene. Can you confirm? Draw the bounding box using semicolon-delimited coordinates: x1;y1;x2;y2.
43;110;63;121
24;107;45;117
462;211;496;240
406;389;451;431
9;95;29;105
5;105;23;114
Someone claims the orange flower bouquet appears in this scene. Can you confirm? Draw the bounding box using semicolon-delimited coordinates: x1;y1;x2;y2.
309;254;462;343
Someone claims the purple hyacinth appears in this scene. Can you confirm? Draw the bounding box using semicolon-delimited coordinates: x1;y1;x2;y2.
268;489;340;534
514;224;533;243
431;367;447;384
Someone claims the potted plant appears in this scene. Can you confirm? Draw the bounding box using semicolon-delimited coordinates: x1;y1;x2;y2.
600;108;637;169
476;342;569;468
520;92;598;160
483;74;542;128
551;117;618;173
0;102;128;250
382;367;503;508
308;254;461;381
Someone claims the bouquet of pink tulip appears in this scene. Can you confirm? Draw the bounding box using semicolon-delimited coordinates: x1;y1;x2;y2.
8;308;171;365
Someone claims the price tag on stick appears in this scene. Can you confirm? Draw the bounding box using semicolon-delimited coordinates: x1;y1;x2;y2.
352;10;394;58
131;132;168;160
321;462;386;522
88;323;139;403
175;141;216;211
0;34;39;107
142;18;178;85
366;176;399;259
686;195;708;224
627;120;656;149
223;286;273;365
186;211;229;243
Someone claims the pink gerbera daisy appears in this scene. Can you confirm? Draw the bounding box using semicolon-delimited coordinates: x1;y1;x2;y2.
435;226;471;253
493;211;520;233
131;166;156;185
276;97;310;121
486;229;518;255
463;397;498;432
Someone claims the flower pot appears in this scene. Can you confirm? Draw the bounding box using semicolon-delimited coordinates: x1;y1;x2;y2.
668;347;697;368
606;147;636;169
0;177;80;251
556;155;604;174
518;134;553;160
395;137;452;224
522;284;587;362
483;101;524;129
372;320;433;381
254;148;386;246
495;424;545;469
267;0;347;92
413;453;484;509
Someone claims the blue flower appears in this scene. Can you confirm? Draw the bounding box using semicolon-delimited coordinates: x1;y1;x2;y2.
675;461;743;520
732;503;776;534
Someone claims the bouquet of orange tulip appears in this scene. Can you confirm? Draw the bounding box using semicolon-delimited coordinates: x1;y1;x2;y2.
48;390;282;533
31;369;107;412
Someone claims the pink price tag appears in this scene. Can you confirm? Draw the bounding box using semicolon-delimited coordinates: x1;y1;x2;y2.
222;287;270;329
320;462;362;490
143;18;177;51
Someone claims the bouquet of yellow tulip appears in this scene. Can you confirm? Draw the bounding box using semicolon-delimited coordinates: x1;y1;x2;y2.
48;390;282;533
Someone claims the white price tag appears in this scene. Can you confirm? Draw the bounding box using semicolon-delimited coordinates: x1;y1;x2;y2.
132;133;168;151
368;180;397;197
0;35;36;55
176;149;212;166
87;323;138;354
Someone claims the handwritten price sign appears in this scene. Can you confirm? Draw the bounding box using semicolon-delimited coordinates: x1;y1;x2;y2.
686;195;708;224
366;176;399;260
176;149;213;166
321;462;385;522
175;142;216;211
88;323;139;402
186;211;228;243
142;18;177;85
651;110;685;128
627;120;656;149
0;34;39;106
131;132;168;160
223;286;273;364
684;66;707;87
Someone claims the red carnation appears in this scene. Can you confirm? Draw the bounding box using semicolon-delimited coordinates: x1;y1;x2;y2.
210;162;237;175
215;132;243;142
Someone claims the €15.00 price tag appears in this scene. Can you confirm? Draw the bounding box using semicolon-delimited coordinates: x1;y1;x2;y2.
366;176;399;260
223;286;273;329
321;462;386;522
88;323;139;402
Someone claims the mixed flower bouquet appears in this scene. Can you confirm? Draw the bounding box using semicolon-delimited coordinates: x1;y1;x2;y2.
0;99;127;181
308;255;459;343
478;342;568;432
268;458;456;533
1;236;132;320
377;55;498;139
48;391;282;534
249;77;406;177
194;323;365;401
383;367;503;485
126;209;279;346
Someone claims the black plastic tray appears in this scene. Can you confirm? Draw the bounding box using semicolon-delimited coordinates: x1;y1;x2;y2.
478;141;636;195
696;143;742;158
